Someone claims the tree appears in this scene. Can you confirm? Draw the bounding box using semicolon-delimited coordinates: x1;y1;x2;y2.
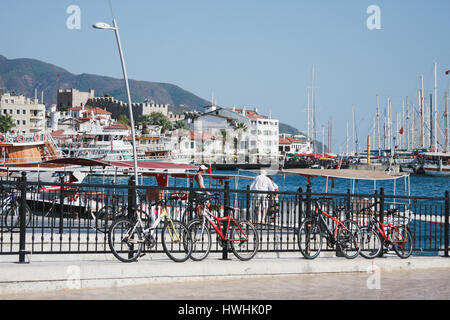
118;114;130;125
0;114;16;133
139;112;173;133
174;120;189;131
233;122;248;163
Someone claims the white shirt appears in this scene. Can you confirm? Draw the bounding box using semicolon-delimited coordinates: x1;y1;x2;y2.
250;174;276;192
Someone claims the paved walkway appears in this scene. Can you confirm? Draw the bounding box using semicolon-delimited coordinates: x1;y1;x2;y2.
0;252;449;299
2;268;449;300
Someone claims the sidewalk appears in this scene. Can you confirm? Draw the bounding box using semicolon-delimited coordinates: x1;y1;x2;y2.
0;252;449;295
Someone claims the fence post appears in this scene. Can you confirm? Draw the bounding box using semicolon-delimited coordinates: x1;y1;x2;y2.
188;180;194;223
18;172;27;263
59;175;64;234
222;181;230;260
297;187;303;226
379;187;385;257
445;190;449;258
306;182;312;218
127;176;136;220
345;189;351;220
246;185;250;221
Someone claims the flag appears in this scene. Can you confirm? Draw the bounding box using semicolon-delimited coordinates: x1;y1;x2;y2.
207;164;212;174
445;70;450;75
399;127;404;135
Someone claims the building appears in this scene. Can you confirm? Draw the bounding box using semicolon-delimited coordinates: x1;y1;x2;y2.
57;88;95;109
230;107;279;162
0;92;46;133
279;133;312;155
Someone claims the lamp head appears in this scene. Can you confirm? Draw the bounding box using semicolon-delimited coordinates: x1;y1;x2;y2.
93;22;114;30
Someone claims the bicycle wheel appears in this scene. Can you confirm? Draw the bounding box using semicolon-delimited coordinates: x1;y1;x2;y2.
391;225;413;259
297;217;323;259
336;221;359;259
229;220;259;261
359;226;382;259
94;205;117;233
188;218;211;261
4;202;31;232
162;219;192;263
108;218;143;263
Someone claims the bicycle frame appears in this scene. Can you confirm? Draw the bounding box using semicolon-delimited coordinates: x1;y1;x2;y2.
199;206;248;242
370;216;407;244
314;205;348;242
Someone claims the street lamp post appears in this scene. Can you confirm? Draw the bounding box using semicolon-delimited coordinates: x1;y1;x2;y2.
93;19;139;186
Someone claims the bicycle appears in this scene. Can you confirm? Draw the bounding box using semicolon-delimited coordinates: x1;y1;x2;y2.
1;187;31;232
297;198;360;259
359;208;413;259
87;192;127;233
108;194;192;263
188;194;259;261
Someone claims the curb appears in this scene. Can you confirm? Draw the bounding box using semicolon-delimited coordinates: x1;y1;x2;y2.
0;253;449;295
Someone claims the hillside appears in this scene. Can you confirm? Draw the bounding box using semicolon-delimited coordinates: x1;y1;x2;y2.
0;55;210;108
0;55;325;148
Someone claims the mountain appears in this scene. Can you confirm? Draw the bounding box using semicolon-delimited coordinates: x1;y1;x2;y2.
0;55;210;108
0;55;324;147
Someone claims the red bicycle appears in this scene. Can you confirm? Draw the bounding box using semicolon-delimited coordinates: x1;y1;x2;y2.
359;208;413;259
187;194;259;261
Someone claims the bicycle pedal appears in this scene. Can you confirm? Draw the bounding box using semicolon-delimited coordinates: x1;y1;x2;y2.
139;252;146;258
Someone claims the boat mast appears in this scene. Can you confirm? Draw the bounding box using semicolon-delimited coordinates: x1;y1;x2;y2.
445;91;449;152
420;75;425;148
311;66;316;154
376;94;381;155
434;61;438;152
406;97;410;150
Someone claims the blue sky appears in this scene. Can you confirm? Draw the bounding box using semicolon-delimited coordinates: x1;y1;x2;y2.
1;0;450;152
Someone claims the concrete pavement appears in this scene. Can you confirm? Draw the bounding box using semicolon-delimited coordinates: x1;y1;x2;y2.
0;252;449;296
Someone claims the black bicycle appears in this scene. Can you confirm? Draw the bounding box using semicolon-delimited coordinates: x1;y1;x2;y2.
298;198;360;259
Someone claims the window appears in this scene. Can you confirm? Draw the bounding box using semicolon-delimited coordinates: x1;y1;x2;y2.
22;110;26;115
16;110;20;114
22;120;26;125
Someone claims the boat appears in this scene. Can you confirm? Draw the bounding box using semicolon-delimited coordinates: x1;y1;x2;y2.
422;152;450;177
0;132;61;167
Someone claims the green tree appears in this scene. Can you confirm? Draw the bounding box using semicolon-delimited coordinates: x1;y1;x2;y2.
139;112;173;133
174;120;189;130
233;122;248;163
118;114;130;125
0;114;16;133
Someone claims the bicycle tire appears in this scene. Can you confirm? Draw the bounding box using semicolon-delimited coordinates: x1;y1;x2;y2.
108;218;143;263
188;218;212;261
297;217;323;259
229;220;259;261
161;220;192;263
338;219;361;259
93;205;116;233
4;201;31;232
391;225;413;259
359;226;382;259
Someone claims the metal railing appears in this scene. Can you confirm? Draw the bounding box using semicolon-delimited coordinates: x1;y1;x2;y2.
0;174;448;263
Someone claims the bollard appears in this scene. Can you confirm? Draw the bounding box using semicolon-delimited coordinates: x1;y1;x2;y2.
18;172;27;263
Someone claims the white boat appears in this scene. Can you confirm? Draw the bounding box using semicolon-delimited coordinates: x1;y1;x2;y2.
422;152;450;177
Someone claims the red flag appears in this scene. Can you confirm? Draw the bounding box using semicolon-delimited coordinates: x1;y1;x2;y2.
445;70;450;75
399;127;404;135
207;165;212;174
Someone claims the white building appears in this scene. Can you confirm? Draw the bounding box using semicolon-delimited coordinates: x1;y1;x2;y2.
230;107;279;162
0;92;46;134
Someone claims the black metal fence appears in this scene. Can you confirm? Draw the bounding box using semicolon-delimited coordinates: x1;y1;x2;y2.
0;173;448;263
